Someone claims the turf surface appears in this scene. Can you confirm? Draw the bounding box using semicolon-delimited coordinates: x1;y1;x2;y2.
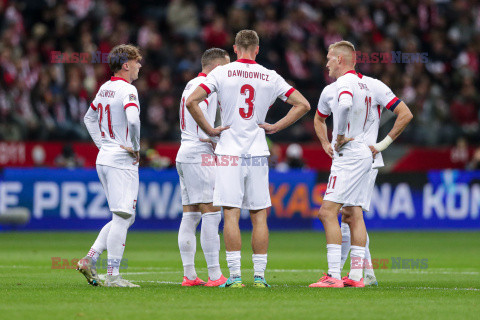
0;231;479;319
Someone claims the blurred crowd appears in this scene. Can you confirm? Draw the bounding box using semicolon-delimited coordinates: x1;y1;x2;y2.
1;0;480;147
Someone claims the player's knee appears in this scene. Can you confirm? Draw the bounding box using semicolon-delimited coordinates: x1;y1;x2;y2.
342;213;353;224
317;206;330;221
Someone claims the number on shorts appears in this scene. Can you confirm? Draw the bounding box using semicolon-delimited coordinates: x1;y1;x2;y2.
327;176;337;189
239;84;255;119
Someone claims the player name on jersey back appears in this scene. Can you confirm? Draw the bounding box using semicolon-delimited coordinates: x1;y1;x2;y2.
176;74;216;163
318;71;400;167
91;77;140;171
200;59;294;157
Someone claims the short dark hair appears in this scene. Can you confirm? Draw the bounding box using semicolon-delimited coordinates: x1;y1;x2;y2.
108;44;142;73
235;30;259;50
201;48;228;69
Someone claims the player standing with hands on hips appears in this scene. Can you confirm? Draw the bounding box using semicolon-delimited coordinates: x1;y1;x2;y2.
176;48;230;287
186;30;310;287
311;41;413;288
78;44;142;287
314;41;413;287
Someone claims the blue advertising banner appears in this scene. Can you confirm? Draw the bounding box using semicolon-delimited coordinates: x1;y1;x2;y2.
0;168;479;230
0;168;318;231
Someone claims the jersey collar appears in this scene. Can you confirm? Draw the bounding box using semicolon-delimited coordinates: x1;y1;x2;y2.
236;59;257;64
111;76;129;83
197;72;207;77
343;70;363;78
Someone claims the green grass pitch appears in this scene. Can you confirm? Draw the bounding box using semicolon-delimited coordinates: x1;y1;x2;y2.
0;231;479;319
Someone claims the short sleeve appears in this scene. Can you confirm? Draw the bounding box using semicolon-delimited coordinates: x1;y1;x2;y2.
273;72;295;102
123;86;140;111
200;68;221;96
316;88;331;118
89;97;98;111
336;75;354;101
374;79;400;111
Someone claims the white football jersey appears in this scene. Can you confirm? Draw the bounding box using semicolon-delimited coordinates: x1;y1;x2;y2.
90;76;140;170
317;72;400;167
362;75;400;168
176;73;218;163
200;59;294;157
317;71;370;160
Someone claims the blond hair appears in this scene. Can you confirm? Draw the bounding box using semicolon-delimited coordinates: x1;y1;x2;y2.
108;44;142;73
328;40;355;53
235;30;259;50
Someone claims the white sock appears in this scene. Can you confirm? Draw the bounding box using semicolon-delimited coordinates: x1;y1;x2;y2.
326;244;342;280
226;251;241;278
364;233;375;277
88;221;112;264
107;214;133;276
200;211;222;281
340;222;351;271
252;254;267;278
349;245;366;281
178;212;201;280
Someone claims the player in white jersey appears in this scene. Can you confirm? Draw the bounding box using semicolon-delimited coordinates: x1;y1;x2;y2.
311;41;413;288
339;74;413;286
316;75;412;286
186;30;311;287
77;44;142;287
176;48;230;287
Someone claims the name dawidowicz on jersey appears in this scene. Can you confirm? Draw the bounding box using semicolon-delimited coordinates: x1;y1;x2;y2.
201;154;269;166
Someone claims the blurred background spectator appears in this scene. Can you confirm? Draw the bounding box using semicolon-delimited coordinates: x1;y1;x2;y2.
0;0;480;159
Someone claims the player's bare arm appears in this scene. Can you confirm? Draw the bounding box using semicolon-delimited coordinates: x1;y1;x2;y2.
259;90;310;134
314;112;333;158
370;101;413;156
186;86;229;137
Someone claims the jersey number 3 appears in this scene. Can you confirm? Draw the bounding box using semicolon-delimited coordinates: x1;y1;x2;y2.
97;103;115;139
239;84;255;120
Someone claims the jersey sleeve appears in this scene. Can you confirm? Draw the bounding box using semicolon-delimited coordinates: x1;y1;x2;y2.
374;79;400;112
90;97;98;111
200;68;221;96
316;88;331;118
273;72;295;102
336;75;355;101
122;86;140;111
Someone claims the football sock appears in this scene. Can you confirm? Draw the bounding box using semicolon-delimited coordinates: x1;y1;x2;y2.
226;251;241;279
178;212;202;280
89;221;112;264
364;233;375;277
349;245;366;281
326;244;342;280
340;222;351;271
252;254;267;278
200;211;222;281
107;214;132;276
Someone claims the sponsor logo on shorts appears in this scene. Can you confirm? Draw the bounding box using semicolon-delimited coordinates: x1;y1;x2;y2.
133;200;137;209
201;154;269;167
